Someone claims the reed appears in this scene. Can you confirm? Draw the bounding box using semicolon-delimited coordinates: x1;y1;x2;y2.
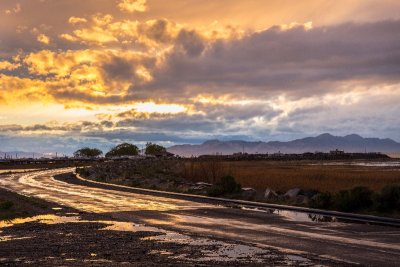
179;160;400;193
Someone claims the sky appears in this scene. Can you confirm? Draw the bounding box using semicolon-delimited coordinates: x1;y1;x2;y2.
1;0;400;155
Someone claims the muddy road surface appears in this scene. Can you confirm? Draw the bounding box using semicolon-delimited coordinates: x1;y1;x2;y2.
1;168;399;266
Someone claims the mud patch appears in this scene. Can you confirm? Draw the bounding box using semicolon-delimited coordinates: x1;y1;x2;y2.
0;214;334;266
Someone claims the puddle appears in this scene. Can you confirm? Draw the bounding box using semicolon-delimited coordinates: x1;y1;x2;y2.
241;207;337;223
141;228;272;263
283;254;312;266
0;214;313;265
275;210;336;223
0;169;43;175
193;244;268;263
310;161;400;167
0;215;81;228
101;221;162;233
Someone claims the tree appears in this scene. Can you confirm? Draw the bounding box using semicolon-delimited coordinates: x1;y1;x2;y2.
105;143;139;158
73;147;103;158
145;142;166;155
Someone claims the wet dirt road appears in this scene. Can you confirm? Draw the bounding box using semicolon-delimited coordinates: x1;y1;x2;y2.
1;168;400;266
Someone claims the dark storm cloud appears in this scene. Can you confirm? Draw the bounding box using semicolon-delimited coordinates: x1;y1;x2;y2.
0;120;115;134
129;20;400;101
115;102;281;133
101;57;136;81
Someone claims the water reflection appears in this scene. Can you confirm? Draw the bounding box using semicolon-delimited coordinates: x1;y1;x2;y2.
311;160;400;167
241;207;337;223
0;169;43;175
0;214;293;264
0;214;81;228
276;210;336;223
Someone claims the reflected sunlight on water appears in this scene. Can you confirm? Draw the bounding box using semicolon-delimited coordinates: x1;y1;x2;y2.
0;215;81;229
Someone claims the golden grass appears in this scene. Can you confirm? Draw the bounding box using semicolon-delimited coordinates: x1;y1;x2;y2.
179;160;400;193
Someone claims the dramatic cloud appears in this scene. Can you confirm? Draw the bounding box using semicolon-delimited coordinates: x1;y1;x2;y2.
0;0;400;153
134;21;400;101
117;0;147;13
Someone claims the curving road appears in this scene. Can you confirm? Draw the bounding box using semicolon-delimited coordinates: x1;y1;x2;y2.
1;168;400;266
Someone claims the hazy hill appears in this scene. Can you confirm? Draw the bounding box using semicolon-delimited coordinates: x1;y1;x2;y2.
167;133;400;157
0;151;45;159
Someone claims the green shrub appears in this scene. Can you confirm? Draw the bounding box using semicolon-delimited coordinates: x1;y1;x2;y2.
73;147;102;158
333;186;373;212
207;175;241;197
106;143;139;157
76;167;90;177
218;175;241;194
207;186;225;197
310;192;332;209
376;184;400;211
0;201;14;210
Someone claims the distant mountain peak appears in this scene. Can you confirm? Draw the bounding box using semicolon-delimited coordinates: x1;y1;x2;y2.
168;133;400;157
203;139;221;145
344;134;363;139
316;133;335;138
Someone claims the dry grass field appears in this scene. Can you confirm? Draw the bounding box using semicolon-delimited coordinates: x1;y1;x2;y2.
179;160;400;193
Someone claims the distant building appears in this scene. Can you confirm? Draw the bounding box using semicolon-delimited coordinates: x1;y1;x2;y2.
330;149;345;155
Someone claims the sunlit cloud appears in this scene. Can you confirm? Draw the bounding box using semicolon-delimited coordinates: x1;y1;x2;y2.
0;0;400;153
117;0;147;13
0;61;20;71
133;102;187;114
68;16;88;25
37;33;50;45
5;3;21;14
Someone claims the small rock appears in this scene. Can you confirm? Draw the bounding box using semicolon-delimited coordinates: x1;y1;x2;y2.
301;189;319;198
190;182;212;192
264;188;278;201
195;182;212;187
284;188;302;200
295;195;310;204
241;187;257;200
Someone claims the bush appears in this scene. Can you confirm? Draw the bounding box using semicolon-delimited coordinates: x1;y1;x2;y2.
73;147;103;158
207;186;225;197
310;192;332;209
219;175;242;194
105;143;139;158
76;167;90;177
145;143;166;155
0;201;14;210
333;186;373;212
376;184;400;211
207;175;241;197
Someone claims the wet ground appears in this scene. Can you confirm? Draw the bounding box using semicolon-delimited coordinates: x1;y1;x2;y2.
1;168;400;266
1;212;297;266
0;195;335;267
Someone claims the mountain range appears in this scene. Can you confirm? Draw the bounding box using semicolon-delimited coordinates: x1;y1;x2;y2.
0;151;45;159
167;134;400;157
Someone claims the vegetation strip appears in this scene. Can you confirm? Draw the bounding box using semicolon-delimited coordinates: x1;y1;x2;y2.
73;172;400;227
